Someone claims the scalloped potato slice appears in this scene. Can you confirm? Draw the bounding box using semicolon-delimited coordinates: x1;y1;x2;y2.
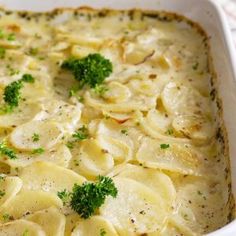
161;82;211;116
65;214;81;236
9;121;64;151
102;81;131;103
71;45;96;58
38;100;82;132
69;139;114;178
85;91;157;112
100;177;168;235
0;177;22;209
109;164;176;207
146;109;172;133
0;190;62;219
136;137;204;175
26;207;66;236
172;115;215;143
176;179;228;233
136;110;190;144
127;78;160;97
57;34;103;49
6;145;72;168
122;41;155;65
71;216;118;236
0;219;46;236
0;102;41;129
148;217;198;236
19;161;85;193
96;120;133;146
97;135;132;163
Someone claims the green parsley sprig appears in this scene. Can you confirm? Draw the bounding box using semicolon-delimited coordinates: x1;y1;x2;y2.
1;73;35;113
72;125;89;141
0;142;17;159
57;176;117;219
61;53;112;89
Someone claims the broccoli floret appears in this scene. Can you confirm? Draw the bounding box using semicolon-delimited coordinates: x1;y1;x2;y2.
61;53;113;89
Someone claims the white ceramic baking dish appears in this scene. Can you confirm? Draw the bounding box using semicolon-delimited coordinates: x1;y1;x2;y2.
0;0;235;235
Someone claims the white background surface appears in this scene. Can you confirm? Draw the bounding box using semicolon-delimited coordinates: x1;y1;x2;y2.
216;0;236;47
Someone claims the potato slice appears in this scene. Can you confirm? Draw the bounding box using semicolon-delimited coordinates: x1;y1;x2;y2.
148;216;198;236
0;177;22;209
10;120;64;151
85;90;157;112
100;177;168;235
127;78;160;97
0;102;41;129
176;178;228;233
161;82;211;116
57;34;103;49
38;100;82;132
71;45;96;58
146;109;172;134
0;190;62;219
6;145;72;168
71;216;118;236
0;219;46;236
69;139;114;179
65;214;81;236
109;164;176;208
172;115;215;143
102;82;131;103
26;207;66;236
19;161;85;193
136;137;205;175
97;135;132;163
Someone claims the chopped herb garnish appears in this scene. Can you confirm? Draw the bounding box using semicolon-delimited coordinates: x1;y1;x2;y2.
0;29;16;41
2;213;11;222
197;190;203;195
22;229;29;236
121;129;128;135
0;142;17;159
165;129;173;135
69;88;84;102
21;74;35;83
57;189;71;205
0;47;6;59
28;47;38;56
0;190;5;198
0;29;4;39
72;125;89;141
7;33;15;41
100;228;106;236
70;176;117;219
0;175;5;181
160;143;170;149
93;84;108;96
7;65;20;76
61;53;113;89
32;133;40;142
192;62;199;70
32;148;45;155
66;141;74;149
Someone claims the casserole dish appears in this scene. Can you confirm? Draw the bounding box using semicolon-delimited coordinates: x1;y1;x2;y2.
0;0;235;235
